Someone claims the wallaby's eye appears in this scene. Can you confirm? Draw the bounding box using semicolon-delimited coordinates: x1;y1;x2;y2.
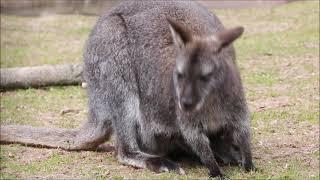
199;73;211;82
177;72;184;80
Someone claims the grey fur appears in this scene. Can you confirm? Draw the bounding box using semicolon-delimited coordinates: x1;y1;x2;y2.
84;0;255;177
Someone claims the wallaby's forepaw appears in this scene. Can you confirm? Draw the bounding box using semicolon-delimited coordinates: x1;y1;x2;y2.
209;168;224;179
145;157;185;175
244;162;257;172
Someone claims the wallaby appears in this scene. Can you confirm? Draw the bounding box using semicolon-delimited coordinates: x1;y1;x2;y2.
0;1;255;177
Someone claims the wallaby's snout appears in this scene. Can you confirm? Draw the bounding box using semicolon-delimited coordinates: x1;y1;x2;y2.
180;84;196;111
179;81;203;112
181;97;193;111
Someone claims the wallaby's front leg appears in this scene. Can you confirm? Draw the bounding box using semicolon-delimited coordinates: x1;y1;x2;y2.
230;121;256;172
235;131;255;172
182;129;222;177
209;133;242;166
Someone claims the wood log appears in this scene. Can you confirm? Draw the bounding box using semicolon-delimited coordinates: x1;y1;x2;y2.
0;64;83;89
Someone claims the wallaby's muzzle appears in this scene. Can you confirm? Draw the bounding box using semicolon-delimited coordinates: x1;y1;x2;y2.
180;96;194;111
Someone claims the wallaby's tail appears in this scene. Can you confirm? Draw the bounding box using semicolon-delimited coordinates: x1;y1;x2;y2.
0;125;111;151
1;125;79;150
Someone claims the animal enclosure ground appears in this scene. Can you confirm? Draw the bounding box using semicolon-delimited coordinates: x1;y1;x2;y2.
0;1;319;179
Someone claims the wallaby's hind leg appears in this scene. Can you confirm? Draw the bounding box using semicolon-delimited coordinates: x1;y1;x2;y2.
112;96;184;174
75;10;131;151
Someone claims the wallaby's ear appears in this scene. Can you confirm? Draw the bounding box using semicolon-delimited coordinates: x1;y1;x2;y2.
216;26;244;51
167;18;192;50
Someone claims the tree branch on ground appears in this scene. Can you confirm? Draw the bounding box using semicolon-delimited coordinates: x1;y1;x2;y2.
0;64;83;90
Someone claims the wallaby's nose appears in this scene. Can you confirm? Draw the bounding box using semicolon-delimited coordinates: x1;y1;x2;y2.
181;97;194;110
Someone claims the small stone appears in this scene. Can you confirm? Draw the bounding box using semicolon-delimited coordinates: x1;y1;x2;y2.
82;82;87;88
8;152;14;158
105;170;110;176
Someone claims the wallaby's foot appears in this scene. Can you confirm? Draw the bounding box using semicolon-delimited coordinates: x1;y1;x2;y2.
209;167;224;178
145;157;185;175
244;162;257;172
117;150;185;175
96;143;115;152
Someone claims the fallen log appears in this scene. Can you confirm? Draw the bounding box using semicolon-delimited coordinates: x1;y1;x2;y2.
0;64;83;90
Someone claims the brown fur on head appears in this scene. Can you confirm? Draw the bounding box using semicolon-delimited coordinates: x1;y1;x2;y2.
168;18;244;112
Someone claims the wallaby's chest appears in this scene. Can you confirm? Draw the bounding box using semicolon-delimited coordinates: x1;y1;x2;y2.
203;117;227;135
199;105;228;135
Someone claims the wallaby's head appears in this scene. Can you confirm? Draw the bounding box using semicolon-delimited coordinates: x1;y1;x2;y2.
168;18;244;112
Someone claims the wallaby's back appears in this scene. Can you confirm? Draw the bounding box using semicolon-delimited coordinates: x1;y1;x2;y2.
84;1;231;115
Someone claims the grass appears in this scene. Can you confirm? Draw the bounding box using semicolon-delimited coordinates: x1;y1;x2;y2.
0;87;86;128
0;15;96;68
0;1;319;179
